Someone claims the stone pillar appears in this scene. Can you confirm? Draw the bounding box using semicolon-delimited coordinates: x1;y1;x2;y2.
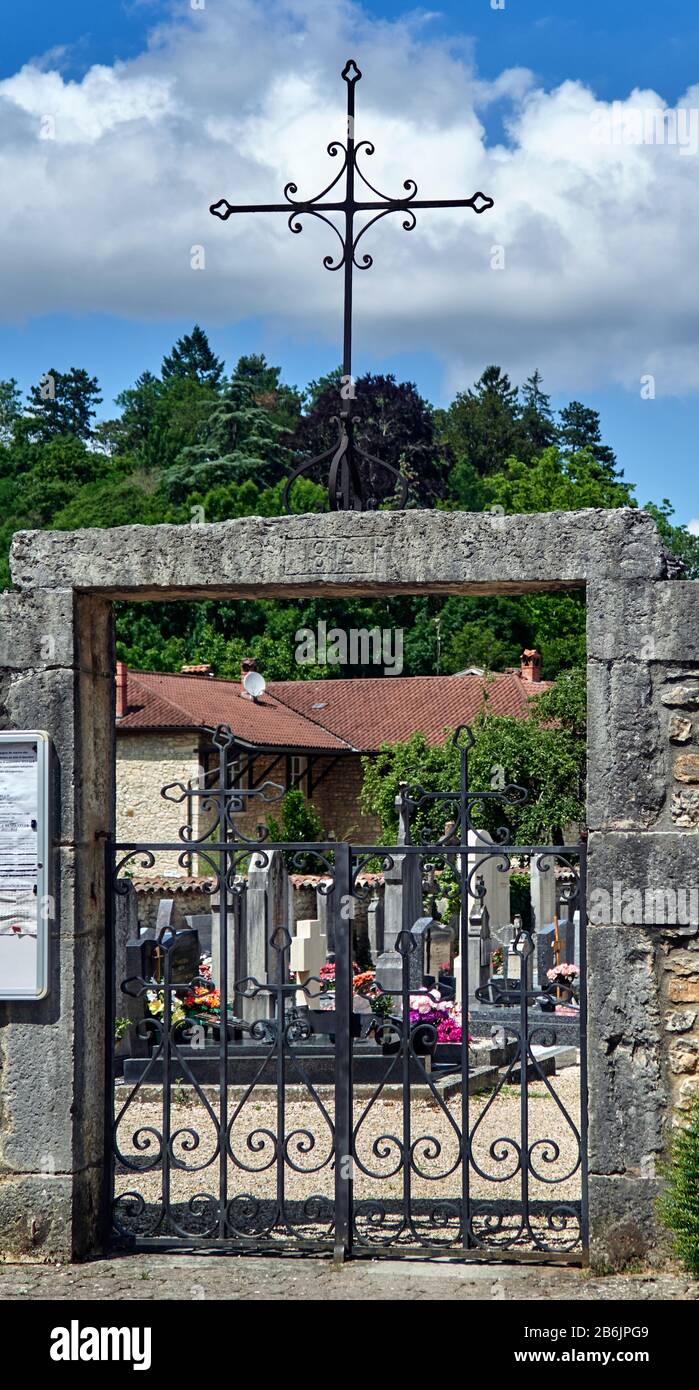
0;591;114;1261
586;578;699;1269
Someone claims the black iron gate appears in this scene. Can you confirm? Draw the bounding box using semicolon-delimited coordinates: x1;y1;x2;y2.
106;724;587;1259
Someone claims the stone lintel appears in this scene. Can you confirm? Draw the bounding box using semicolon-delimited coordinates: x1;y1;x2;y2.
10;508;666;598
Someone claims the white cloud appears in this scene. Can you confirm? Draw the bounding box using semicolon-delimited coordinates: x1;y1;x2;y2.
688;519;699;536
0;0;698;396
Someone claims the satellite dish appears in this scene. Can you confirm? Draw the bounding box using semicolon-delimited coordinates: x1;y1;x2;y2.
243;670;266;701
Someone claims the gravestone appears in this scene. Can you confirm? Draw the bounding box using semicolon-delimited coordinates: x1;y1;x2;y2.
154;897;174;936
315;880;334;953
184;912;213;956
425;921;454;979
409;916;435;990
245;849;289;1022
366;889;384;963
531;855;557;987
383;788;422;952
466;894;492;1006
466;830;511;932
507;916;534;992
290;916;327;1006
114;881;141;1025
210;889;245;1009
374;949;403;1012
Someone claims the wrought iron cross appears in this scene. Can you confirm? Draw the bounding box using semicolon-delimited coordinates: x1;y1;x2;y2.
210;59;493;512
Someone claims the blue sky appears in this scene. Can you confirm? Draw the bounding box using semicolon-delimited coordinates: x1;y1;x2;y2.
1;0;699;524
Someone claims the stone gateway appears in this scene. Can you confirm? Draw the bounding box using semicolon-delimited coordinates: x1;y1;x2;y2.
0;506;697;1268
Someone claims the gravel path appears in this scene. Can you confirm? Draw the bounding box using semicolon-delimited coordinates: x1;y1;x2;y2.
0;1255;696;1303
113;1069;582;1250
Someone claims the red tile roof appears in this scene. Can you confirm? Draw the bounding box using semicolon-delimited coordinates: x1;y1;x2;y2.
118;668;550;753
118;671;350;751
271;673;550;752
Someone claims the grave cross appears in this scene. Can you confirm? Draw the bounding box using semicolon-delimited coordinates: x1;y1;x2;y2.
210;58;493;512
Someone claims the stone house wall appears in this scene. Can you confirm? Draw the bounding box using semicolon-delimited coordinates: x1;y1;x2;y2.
299;754;380;842
116;731;203;874
116;735;383;855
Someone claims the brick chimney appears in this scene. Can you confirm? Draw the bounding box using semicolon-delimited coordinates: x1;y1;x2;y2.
116;661;128;719
180;664;213;677
240;657;258;683
520;649;542;683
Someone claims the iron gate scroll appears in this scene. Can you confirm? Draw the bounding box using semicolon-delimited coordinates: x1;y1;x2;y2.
106;724;588;1259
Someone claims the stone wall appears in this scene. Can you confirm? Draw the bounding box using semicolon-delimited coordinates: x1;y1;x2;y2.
302;755;380;843
586;579;699;1267
116;737;382;850
0;590;113;1260
116;731;203;874
659;935;699;1116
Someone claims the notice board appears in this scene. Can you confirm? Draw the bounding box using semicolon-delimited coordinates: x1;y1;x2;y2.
0;732;51;1000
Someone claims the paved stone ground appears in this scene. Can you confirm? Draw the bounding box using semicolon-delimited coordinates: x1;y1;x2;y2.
0;1254;696;1300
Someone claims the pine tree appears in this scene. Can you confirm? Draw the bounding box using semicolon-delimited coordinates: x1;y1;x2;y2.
440;365;523;477
161;324;224;388
557;400;619;475
24;367;102;441
520;370;556;458
161;369;289;501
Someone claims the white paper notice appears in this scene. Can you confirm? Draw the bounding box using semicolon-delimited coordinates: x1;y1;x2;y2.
0;744;40;993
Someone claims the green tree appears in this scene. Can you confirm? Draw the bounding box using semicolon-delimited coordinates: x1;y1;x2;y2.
13;436;108;524
24;367;102;442
294;370;448;507
0;379;22;444
532;664;586;738
438;365;523;479
361;668;586;845
557;400;619;476
53;475;170;530
266;788;325;870
520;370;557;459
163;367;291;501
484;446;635;514
659;1098;699;1275
112;371;162;452
644;499;699;579
232;353;303;432
161;324;224;388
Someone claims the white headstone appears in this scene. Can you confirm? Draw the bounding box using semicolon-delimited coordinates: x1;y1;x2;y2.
290;917;327;1006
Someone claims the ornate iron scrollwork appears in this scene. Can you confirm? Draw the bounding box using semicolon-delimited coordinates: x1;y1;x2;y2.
210;60;493;512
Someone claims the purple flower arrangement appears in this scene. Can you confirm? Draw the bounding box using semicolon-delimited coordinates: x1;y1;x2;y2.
408;992;473;1044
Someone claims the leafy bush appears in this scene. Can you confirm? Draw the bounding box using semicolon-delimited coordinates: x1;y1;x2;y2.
361;678;586;847
660;1099;699;1275
267;788;326;872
